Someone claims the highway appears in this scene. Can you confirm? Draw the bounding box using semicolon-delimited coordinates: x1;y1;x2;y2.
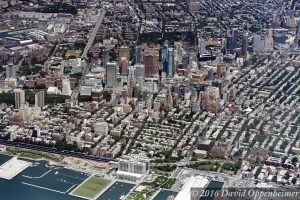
0;139;115;163
71;9;106;100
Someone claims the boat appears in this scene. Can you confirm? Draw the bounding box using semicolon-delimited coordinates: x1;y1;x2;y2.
119;195;125;200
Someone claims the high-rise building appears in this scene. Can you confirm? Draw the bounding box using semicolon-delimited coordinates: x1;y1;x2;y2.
226;35;234;54
226;29;238;54
119;57;129;76
106;62;117;87
118;46;129;65
241;33;248;58
174;42;183;64
253;34;265;53
35;91;45;108
182;52;189;69
91;87;104;106
62;79;72;96
165;88;173;110
221;38;227;53
134;63;145;85
5;63;16;79
264;29;274;51
162;43;169;73
216;64;223;78
167;48;175;78
128;66;136;80
232;28;238;47
15;89;25;109
101;48;109;67
117;155;150;180
143;47;159;77
135;46;143;64
198;38;206;54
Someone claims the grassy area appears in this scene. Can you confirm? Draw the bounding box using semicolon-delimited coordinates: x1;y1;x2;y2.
221;161;242;175
71;176;111;199
146;176;176;189
0;91;70;106
154;165;176;173
128;175;175;200
127;190;155;200
6;147;63;162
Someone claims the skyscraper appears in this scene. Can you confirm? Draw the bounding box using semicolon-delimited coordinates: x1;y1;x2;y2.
35;91;45;108
118;46;129;65
226;29;238;54
143;47;159;77
135;46;143;64
119;57;129;76
128;66;135;80
106;62;117;87
241;33;248;58
134;64;145;79
6;63;16;79
101;48;109;67
174;42;183;63
165;88;173;110
198;38;206;54
253;34;265;53
167;48;175;78
264;29;274;51
15;89;25;109
162;43;169;73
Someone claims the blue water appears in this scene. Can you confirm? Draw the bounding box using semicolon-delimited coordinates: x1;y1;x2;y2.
0;154;88;200
153;190;177;200
201;181;224;200
97;181;135;200
0;153;11;164
0;32;9;38
0;154;135;200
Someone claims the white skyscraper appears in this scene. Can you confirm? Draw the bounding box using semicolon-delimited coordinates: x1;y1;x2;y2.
35;91;45;108
253;34;265;53
198;38;206;54
5;63;16;79
14;89;25;109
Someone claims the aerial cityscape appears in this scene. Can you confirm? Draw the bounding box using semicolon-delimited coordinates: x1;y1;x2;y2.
0;0;300;200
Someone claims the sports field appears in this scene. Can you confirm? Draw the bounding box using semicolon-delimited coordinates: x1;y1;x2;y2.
71;176;112;199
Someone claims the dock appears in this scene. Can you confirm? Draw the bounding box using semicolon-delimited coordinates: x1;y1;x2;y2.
0;157;31;180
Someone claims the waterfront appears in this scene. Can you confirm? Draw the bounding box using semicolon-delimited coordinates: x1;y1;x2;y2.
0;154;134;200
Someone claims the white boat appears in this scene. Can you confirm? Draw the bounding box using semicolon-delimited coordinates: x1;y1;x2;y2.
119;195;125;200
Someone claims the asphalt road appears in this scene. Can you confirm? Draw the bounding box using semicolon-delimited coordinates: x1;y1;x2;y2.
0;139;115;163
71;9;106;100
81;9;106;59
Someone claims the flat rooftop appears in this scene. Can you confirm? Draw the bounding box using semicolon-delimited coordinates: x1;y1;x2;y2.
0;157;31;180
